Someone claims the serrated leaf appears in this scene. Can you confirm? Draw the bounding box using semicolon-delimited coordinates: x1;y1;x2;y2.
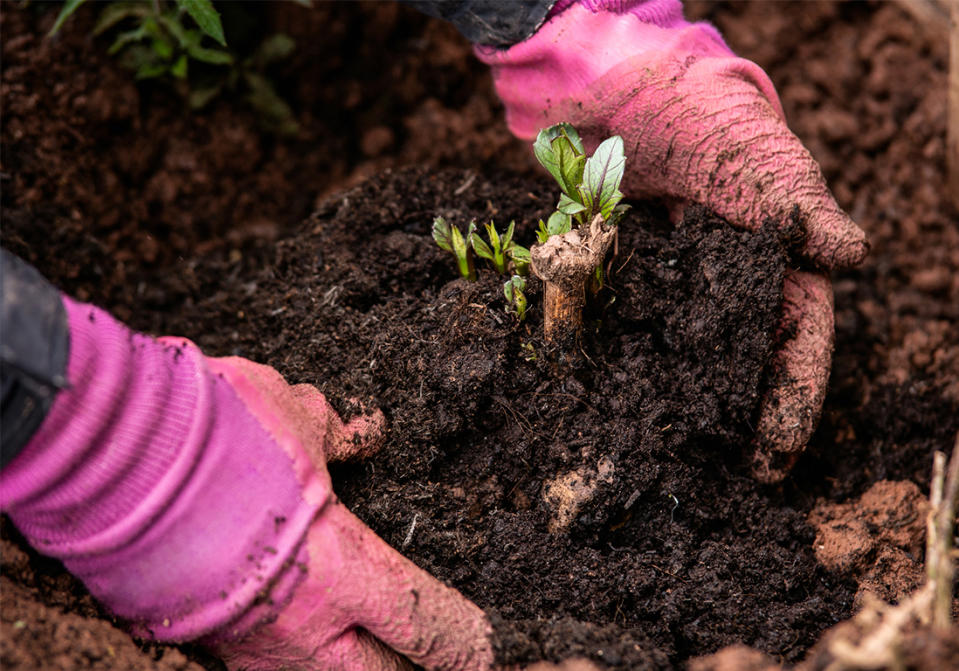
432;217;453;252
157;14;192;49
49;0;88;37
537;220;550;244
534;124;587;197
552;135;586;197
580;135;626;220
557;193;586;216
547;211;572;237
177;0;226;46
508;244;530;276
471;234;494;261
93;3;151;36
484;221;500;251
501;220;515;250
108;26;147;55
607;200;631;225
186;42;233;65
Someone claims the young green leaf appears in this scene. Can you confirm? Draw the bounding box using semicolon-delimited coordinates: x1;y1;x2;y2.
49;0;89;37
508;244;530;276
547;211;572;237
176;0;227;47
557;193;587;217
433;217;477;281
579;135;626;220
504;275;528;321
500;220;515;251
533;124;586;198
471;230;495;261
93;3;152;37
432;216;455;252
536;211;572;243
472;221;510;274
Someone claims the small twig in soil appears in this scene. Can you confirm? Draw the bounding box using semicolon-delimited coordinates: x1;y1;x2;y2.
926;433;959;628
402;512;420;549
823;434;959;669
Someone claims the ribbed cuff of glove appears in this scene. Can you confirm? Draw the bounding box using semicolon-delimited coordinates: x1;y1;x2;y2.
477;0;782;141
0;297;325;641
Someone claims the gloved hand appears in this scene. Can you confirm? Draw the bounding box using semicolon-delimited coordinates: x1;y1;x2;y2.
1;296;494;670
477;0;868;480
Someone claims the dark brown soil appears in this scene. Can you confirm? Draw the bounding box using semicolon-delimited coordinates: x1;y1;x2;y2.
2;1;958;670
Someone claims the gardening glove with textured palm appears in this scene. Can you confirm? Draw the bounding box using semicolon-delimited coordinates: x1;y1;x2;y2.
477;0;868;480
0;296;494;670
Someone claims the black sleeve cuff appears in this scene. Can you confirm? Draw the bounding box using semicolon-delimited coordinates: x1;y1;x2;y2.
404;0;556;47
1;249;70;468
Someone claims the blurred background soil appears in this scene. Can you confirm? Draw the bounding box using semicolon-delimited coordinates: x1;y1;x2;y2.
1;1;957;669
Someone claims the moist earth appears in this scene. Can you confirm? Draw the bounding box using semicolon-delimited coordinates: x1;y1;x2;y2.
2;1;958;671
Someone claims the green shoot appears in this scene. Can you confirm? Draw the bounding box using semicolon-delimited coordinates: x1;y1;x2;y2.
509;244;531;277
532;122;630;238
48;1;300;135
536;211;573;244
471;220;530;276
504;275;528;321
530;122;630;345
432;217;477;281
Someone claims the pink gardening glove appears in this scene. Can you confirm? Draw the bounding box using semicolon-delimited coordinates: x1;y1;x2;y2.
477;0;867;480
0;297;493;670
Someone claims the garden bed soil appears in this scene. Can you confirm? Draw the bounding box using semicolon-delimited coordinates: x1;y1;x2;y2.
2;1;958;670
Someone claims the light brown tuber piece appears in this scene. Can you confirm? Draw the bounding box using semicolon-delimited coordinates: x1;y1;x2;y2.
530;213;616;346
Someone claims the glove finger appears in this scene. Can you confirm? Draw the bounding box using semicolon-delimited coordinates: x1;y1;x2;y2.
323;628;418;671
215;619;414;671
569;54;868;269
325;502;495;671
751;270;833;482
290;385;385;462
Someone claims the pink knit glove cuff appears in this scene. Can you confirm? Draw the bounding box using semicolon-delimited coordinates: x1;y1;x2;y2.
549;0;689;28
477;0;782;141
0;297;325;641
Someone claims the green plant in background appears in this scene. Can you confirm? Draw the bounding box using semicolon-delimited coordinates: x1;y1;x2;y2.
49;0;302;135
503;275;528;321
470;220;530;277
432;217;477;281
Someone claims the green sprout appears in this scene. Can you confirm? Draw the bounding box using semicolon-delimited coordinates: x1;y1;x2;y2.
530;122;629;344
49;0;301;135
503;275;528;321
533;122;630;238
51;0;231;80
432;217;477;281
471;220;530;276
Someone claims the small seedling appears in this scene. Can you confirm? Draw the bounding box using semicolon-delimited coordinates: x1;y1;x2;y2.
503;275;528;321
51;0;231;80
432;217;477;281
471;220;530;276
49;0;301;135
530;122;629;345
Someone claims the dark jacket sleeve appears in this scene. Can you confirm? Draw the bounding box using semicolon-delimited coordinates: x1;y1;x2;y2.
404;0;556;47
1;249;70;467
